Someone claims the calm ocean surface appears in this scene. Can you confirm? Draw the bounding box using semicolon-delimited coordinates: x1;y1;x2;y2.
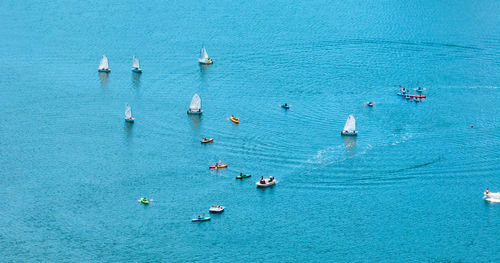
1;0;499;262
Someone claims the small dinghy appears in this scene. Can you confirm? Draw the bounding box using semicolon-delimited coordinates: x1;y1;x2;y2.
98;55;111;72
415;87;425;93
198;47;213;64
131;56;142;73
209;205;225;213
201;137;214;144
192;215;211;222
124;104;135;123
280;103;291;109
187;93;203;114
341;115;358;136
230;115;239;124
256;176;276;188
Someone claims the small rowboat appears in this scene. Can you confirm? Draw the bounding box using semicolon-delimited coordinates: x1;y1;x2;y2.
201;138;214;144
256;178;276;188
209;205;225;213
236;174;251;179
192;216;211;222
209;164;228;169
230;116;239;124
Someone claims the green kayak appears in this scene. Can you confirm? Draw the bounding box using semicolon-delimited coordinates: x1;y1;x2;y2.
236;174;252;179
140;198;149;205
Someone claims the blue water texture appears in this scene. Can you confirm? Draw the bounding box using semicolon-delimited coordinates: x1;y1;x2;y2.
0;0;499;262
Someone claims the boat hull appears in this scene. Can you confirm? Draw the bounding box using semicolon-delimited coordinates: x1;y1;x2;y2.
341;131;357;136
187;109;203;115
98;69;111;73
209;207;225;213
125;118;135;123
132;68;142;73
198;59;213;64
192;217;211;222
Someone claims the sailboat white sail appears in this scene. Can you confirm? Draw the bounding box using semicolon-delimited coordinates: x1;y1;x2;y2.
198;47;213;64
201;48;209;59
341;115;357;136
131;56;142;73
98;55;110;72
132;56;140;69
187;94;203;114
125;104;132;118
125;104;134;122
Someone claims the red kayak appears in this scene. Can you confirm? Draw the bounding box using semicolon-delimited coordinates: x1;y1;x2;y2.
410;94;426;99
209;164;228;169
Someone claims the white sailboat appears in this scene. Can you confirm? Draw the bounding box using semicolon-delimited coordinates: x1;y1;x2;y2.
125;103;134;122
341;115;357;136
187;93;203;114
198;47;213;64
132;56;142;73
98;55;111;72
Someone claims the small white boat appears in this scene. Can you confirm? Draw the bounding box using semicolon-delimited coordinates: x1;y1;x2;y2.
98;55;111;72
209;205;225;213
198;47;213;64
341;115;357;136
187;93;203;114
256;177;277;188
124;103;135;123
484;192;500;203
131;56;142;73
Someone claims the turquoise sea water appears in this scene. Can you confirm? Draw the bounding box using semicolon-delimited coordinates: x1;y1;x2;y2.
1;0;499;261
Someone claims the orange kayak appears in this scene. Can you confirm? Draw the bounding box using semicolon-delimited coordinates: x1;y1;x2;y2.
209;164;228;169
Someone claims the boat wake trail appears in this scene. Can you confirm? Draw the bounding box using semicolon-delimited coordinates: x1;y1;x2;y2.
388;156;442;173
